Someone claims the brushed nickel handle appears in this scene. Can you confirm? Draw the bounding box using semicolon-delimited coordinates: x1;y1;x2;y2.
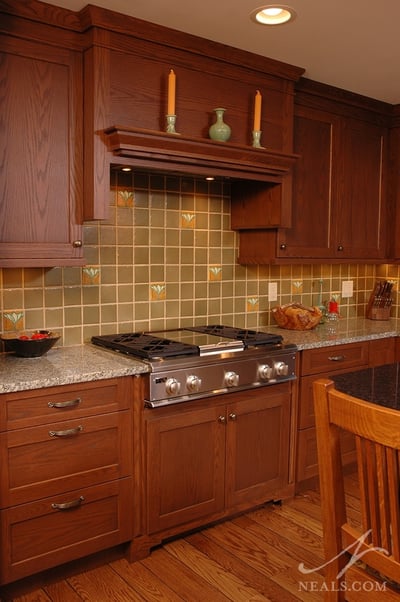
72;240;83;248
52;496;84;510
328;355;346;362
279;243;287;250
49;425;83;437
337;244;344;251
229;413;237;421
218;415;226;423
48;398;81;409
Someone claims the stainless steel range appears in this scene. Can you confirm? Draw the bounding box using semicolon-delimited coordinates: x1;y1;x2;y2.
92;325;297;407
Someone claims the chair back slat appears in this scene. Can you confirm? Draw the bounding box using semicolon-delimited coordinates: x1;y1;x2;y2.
313;378;400;600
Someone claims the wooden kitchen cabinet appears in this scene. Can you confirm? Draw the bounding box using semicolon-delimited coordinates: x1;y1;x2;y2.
296;338;396;488
0;377;134;585
236;83;390;264
278;108;387;260
145;384;292;544
0;25;84;267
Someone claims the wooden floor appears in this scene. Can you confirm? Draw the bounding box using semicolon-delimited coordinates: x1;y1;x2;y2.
1;475;361;602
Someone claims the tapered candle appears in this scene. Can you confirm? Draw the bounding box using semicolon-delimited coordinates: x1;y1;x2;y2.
253;90;262;131
167;69;176;115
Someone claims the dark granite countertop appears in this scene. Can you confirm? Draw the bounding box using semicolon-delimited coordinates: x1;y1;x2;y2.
332;363;400;410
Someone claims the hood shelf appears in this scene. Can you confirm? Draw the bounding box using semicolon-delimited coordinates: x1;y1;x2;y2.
104;126;298;182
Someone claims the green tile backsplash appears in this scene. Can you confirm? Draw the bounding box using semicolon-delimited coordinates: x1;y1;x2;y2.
1;171;399;347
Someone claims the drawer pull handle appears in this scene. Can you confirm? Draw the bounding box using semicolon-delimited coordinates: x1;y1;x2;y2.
49;425;83;437
328;355;346;362
48;398;82;409
52;496;84;511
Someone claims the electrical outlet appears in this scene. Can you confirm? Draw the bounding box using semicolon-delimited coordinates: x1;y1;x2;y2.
268;282;278;302
342;280;353;298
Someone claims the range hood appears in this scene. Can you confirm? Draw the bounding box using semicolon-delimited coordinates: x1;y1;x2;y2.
104;126;298;182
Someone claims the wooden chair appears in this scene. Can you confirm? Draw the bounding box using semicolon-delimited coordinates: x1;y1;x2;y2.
313;378;400;601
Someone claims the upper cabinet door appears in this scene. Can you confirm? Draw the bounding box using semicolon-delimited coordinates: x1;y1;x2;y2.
333;117;386;259
277;107;337;258
0;36;84;267
277;106;387;261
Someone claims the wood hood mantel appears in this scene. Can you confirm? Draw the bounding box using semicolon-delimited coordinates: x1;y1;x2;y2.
104;126;298;182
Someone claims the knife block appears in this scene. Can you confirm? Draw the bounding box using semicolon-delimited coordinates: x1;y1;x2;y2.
366;306;391;320
366;292;392;320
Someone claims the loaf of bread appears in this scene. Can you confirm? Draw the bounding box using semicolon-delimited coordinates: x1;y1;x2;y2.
271;303;322;330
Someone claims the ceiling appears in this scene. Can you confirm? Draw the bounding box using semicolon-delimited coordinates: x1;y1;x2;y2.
41;0;400;104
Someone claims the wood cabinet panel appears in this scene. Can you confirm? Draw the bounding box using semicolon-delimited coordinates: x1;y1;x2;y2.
296;338;396;488
1;410;132;507
277;109;335;257
0;33;83;266
300;342;369;376
225;384;291;508
0;377;132;431
0;377;135;585
0;478;133;585
145;384;292;538
368;337;396;367
297;428;355;483
333;117;386;259
236;88;390;264
146;404;225;533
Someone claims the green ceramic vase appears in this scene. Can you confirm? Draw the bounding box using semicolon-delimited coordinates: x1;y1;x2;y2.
209;108;231;142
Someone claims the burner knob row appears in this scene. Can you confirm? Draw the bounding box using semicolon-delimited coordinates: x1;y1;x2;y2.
165;377;181;396
224;371;239;387
186;374;202;392
258;361;289;381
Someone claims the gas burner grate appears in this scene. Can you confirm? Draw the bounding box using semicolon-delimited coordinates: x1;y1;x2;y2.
186;325;283;347
91;332;199;359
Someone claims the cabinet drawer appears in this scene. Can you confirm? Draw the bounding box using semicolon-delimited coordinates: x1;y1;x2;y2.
0;478;133;585
300;342;368;376
0;377;133;431
0;410;132;507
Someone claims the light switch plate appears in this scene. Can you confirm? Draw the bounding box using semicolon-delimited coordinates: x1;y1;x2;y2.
342;280;353;298
268;282;278;302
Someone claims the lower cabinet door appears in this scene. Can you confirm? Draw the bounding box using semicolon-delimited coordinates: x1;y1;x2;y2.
146;404;225;534
0;478;133;585
297;427;356;482
225;384;291;509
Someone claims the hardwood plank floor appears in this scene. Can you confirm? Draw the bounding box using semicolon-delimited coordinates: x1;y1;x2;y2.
1;479;357;602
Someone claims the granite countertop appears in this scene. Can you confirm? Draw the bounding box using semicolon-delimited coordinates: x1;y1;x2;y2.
332;363;400;410
0;344;149;394
271;316;400;350
1;317;399;394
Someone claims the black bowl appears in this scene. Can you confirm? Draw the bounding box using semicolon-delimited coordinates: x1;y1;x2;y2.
1;330;61;357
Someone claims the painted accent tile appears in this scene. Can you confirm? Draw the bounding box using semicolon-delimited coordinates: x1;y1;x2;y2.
292;280;303;294
246;297;259;312
117;189;134;207
150;283;166;300
3;311;24;331
209;266;222;281
82;266;101;285
181;213;196;228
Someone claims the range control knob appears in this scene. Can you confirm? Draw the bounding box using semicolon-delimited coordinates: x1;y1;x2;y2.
186;374;202;392
274;361;289;377
165;377;181;396
225;371;239;387
258;364;273;381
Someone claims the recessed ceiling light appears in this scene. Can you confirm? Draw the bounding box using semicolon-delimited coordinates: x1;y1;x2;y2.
250;5;296;25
